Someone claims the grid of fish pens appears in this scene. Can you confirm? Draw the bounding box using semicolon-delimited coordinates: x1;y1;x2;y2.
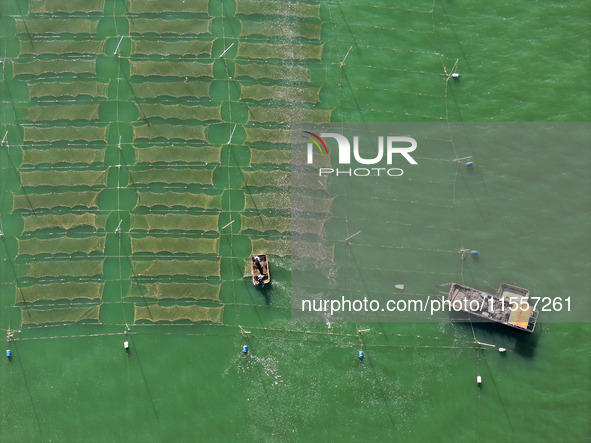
2;0;476;344
2;0;333;331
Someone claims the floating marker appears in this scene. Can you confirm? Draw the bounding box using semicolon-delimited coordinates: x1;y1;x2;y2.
219;42;235;58
113;36;124;55
124;341;129;351
477;375;482;385
499;347;507;353
227;124;237;145
446;59;460;81
344;230;361;242
242;345;248;355
222;220;235;230
358;350;364;361
239;325;251;335
470;250;479;256
340;45;353;67
6;349;11;359
466;162;474;167
115;219;123;235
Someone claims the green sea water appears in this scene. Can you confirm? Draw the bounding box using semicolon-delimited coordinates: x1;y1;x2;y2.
0;1;590;442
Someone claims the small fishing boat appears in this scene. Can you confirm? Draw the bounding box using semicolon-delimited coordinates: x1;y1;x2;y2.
251;254;271;286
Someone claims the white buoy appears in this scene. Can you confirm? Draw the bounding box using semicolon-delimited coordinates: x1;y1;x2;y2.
124;341;129;351
499;347;506;353
477;375;482;385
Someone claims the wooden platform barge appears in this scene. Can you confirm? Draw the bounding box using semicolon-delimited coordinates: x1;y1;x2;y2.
448;283;538;332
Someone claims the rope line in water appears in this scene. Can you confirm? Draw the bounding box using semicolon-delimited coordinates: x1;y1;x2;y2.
6;323;499;351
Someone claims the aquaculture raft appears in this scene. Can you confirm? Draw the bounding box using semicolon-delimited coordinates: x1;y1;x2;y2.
251;254;271;286
448;283;538;332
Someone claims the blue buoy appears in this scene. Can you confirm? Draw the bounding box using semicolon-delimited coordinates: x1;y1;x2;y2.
6;349;11;359
470;250;479;256
358;350;364;361
242;345;248;355
466;162;474;167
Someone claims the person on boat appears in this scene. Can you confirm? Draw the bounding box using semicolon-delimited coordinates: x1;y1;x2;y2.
253;256;264;274
257;274;267;287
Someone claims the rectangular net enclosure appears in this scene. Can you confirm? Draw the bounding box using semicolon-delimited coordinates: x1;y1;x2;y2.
135;192;222;210
13;192;100;211
26;104;100;123
21;305;101;326
129;61;214;79
132;259;221;278
127;0;209;14
133;124;208;143
18;282;104;303
130;237;219;255
240;21;322;40
243;171;326;190
235;0;321;18
243;192;291;212
21;214;107;233
130;169;214;186
22;148;106;166
19;41;105;57
131;81;211;100
22;126;107;144
133;305;224;324
129;283;220;301
20;260;104;279
20;170;108;188
130;214;219;233
130;18;212;37
234;63;311;82
28;0;106;13
15;19;99;35
12;60;97;77
18;237;106;256
241;85;321;104
131;40;213;57
247;107;332;124
134;146;221;165
138;104;222;122
236;43;324;61
27;81;108;99
243;127;292;144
